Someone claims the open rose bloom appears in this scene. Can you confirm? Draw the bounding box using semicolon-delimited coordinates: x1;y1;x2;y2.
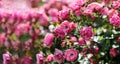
0;0;120;64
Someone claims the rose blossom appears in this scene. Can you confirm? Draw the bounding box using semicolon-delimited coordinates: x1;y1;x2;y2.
94;47;99;54
108;9;118;18
101;7;109;15
80;26;94;40
3;52;13;64
109;14;120;27
36;52;44;64
54;27;67;39
54;49;64;64
48;8;59;23
78;38;86;45
43;33;54;47
69;0;87;11
65;49;78;62
20;56;33;64
109;48;118;57
117;37;120;43
0;33;6;46
87;2;103;11
39;13;49;26
60;20;77;33
112;1;120;9
59;7;69;19
83;9;93;15
15;22;30;37
46;54;54;62
68;22;77;32
71;36;77;42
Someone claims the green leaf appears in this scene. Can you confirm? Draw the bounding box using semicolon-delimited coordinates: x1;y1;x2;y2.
19;33;31;43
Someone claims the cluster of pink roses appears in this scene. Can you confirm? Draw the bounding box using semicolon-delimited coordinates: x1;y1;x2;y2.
0;0;120;64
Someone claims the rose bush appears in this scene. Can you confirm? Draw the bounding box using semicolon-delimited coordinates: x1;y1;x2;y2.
0;0;120;64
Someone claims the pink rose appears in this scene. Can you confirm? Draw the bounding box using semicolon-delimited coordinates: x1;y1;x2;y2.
59;7;69;19
109;14;120;27
87;2;103;11
48;8;59;23
65;49;78;62
112;1;120;9
15;22;30;37
117;37;120;43
60;20;76;33
0;33;6;46
69;2;81;11
11;41;20;50
44;33;54;47
71;36;77;42
48;8;59;17
108;9;118;18
46;54;54;62
36;52;44;64
54;49;64;64
101;7;109;15
74;9;81;16
109;48;118;57
80;26;94;40
83;9;93;15
68;22;77;32
94;47;99;54
20;56;33;64
78;38;86;45
54;27;67;39
60;20;70;28
69;0;87;11
3;52;13;64
39;13;49;26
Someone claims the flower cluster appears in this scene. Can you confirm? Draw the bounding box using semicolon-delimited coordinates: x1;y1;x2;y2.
0;0;120;64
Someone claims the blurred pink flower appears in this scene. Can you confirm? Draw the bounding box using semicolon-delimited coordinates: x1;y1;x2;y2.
109;14;120;27
44;33;54;47
74;9;81;16
68;22;77;32
83;9;93;15
59;7;69;19
65;49;78;62
15;22;30;37
117;37;120;43
46;54;54;62
0;33;6;46
20;56;33;64
3;52;13;64
39;13;49;26
108;9;118;18
54;49;64;64
101;7;109;15
94;47;99;54
80;26;94;40
48;8;59;23
71;36;77;42
112;1;120;9
109;48;118;57
87;2;103;11
60;20;70;27
78;38;86;45
36;52;44;64
69;0;87;11
54;27;67;39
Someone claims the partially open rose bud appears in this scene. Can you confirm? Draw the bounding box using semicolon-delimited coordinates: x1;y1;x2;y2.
117;37;120;43
109;48;118;57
